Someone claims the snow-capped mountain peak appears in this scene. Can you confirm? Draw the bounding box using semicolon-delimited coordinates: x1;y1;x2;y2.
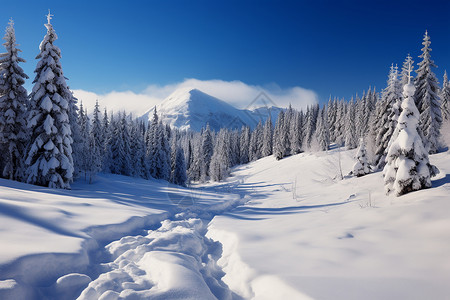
142;87;281;132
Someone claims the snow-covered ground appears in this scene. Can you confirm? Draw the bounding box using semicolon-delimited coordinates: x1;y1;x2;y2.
207;149;450;300
0;174;240;299
0;148;449;299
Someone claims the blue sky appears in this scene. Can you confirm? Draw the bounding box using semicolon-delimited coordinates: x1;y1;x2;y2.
0;0;449;109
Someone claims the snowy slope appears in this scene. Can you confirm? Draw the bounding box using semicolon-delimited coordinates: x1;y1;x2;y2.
1;149;449;299
141;87;281;131
0;174;241;299
206;149;450;300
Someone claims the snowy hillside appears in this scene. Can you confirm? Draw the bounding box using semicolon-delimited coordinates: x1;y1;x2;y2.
141;87;282;131
0;148;449;299
206;149;450;300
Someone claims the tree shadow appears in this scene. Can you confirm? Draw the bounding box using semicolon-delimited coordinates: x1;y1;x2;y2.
432;173;450;188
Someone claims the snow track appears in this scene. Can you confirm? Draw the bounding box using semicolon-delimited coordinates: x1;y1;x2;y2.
76;212;239;300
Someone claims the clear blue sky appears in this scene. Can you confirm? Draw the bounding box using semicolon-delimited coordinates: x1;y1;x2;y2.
1;0;449;104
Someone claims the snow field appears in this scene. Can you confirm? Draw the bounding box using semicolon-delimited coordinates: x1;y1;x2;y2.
206;149;450;299
0;173;240;299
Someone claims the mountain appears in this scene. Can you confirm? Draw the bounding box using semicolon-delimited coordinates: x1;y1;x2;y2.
141;87;282;132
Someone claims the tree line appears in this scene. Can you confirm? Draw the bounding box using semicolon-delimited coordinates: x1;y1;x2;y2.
0;16;447;195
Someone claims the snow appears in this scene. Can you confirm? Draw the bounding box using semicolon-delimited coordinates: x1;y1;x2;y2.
0;146;449;299
206;149;450;299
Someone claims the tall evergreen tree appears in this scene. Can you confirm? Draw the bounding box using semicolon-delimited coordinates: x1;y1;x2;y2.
273;111;287;160
374;64;402;168
239;126;250;164
25;13;74;188
201;124;213;179
316;106;330;151
353;138;371;177
262;115;273;157
344;98;357;149
440;71;450;122
415;31;442;153
384;66;437;196
289;111;302;154
0;19;29;180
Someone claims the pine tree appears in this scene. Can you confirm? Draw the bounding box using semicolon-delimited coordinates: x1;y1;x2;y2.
344;98;357;150
78;103;90;179
400;54;414;87
262;115;273;157
327;97;337;142
273;111;287;160
109;112;132;176
316;106;330;151
383;66;438;196
25;14;74;188
0;19;29;180
289;111;302;154
353;138;371;177
171;146;187;186
440;71;450;122
374;64;402;168
415;31;442;153
239;126;250;164
210;129;231;181
201;124;213;178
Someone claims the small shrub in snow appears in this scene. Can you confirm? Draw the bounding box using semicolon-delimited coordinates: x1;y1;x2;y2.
353;138;371;177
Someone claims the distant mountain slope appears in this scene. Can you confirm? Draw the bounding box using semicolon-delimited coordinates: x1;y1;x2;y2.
141;87;282;131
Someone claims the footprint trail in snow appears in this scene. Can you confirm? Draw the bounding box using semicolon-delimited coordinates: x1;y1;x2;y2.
75;212;237;300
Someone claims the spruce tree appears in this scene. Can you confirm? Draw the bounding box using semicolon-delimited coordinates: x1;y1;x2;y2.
0;19;29;180
440;71;450;122
374;64;402;168
25;13;74;188
383;66;438;196
273;111;287;160
353;138;371;177
239;126;250;164
261;115;273;157
316;106;330;151
344;98;357;150
201;124;213;178
415;31;442;153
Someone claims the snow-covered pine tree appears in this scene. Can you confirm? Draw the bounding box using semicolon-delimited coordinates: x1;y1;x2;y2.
316;105;330;151
289;111;302;154
171;146;187;186
78;103;90;180
210;128;231;181
239;126;250;164
25;13;74;188
249;121;262;161
400;54;414;87
261;115;273;157
415;31;442;154
353;138;371;177
273;111;287;160
440;71;450;122
374;64;402;168
327;97;337;142
0;19;29;180
383;64;438;196
334;100;346;145
201;124;213;179
86;100;103;181
344;98;357;149
130;118;148;179
102;108;113;172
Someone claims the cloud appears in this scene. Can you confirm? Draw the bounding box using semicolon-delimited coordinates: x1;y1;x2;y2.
73;79;318;116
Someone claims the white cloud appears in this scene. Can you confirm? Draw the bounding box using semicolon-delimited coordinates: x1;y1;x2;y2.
73;79;318;116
